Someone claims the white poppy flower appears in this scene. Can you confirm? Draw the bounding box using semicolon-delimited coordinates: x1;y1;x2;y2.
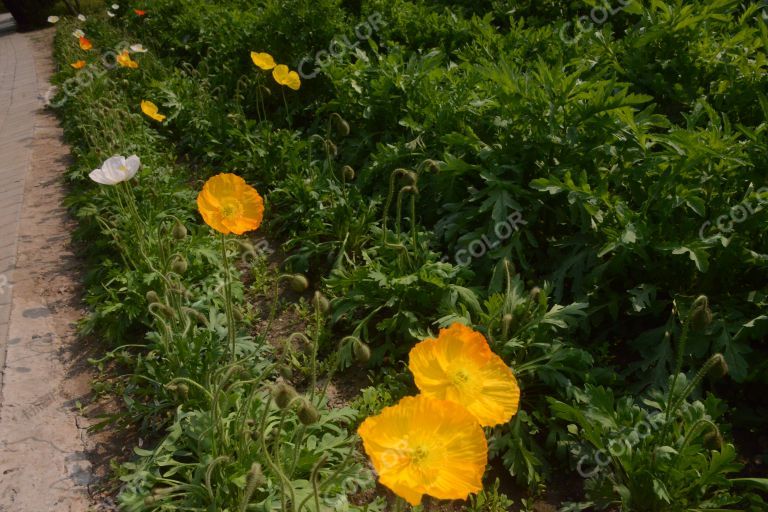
107;11;115;17
112;4;120;9
77;14;87;21
72;29;85;38
47;16;60;24
130;44;148;53
89;155;141;185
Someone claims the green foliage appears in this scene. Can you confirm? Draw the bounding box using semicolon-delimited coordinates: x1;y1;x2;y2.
49;0;768;509
549;382;758;511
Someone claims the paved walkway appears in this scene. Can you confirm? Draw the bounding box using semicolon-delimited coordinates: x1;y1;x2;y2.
0;13;36;381
0;14;96;511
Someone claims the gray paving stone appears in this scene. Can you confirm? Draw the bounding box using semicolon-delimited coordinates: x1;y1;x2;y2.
0;13;38;393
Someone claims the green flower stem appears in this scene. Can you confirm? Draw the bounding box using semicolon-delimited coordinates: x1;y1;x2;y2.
676;418;720;468
382;169;408;246
297;447;355;511
666;317;690;425
282;88;291;127
165;377;215;402
257;395;296;512
219;233;237;362
309;299;322;402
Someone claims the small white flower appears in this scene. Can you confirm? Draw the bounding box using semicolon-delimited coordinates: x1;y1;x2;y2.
107;11;115;17
112;3;120;9
89;155;141;185
77;14;87;21
47;16;60;24
129;44;148;53
72;29;85;38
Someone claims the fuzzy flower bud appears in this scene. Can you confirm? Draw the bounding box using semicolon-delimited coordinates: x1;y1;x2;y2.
172;220;188;240
689;295;713;332
171;255;188;275
289;274;309;293
325;140;338;158
353;339;371;364
297;398;320;425
273;383;298;409
279;364;293;380
331;113;350;137
312;291;330;314
245;462;265;490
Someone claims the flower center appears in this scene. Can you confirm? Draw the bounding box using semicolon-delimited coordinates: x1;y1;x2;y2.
220;199;242;219
451;369;470;386
118;164;128;173
410;445;429;466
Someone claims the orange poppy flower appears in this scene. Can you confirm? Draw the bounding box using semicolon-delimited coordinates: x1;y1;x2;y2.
409;322;520;427
134;9;146;16
70;60;86;69
272;64;301;90
358;395;487;505
250;51;276;70
197;173;264;235
140;100;166;122
79;36;93;51
116;50;139;69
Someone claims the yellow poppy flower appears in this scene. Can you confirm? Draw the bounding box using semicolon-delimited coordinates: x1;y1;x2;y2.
357;395;487;505
250;51;276;70
140;100;166;122
196;173;264;235
79;36;93;51
409;322;520;427
272;64;301;90
70;60;86;69
116;51;139;69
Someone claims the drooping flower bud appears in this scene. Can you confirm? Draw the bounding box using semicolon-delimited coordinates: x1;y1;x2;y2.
422;159;441;172
703;429;724;449
171;255;188;274
273;383;298;409
353;339;371;364
341;165;355;181
689;295;713;332
146;290;161;304
325;140;338;158
289;274;309;293
245;462;265;490
183;306;208;326
172;220;188;240
297;398;320;425
331;113;350;137
279;364;293;380
710;353;728;378
312;291;330;314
